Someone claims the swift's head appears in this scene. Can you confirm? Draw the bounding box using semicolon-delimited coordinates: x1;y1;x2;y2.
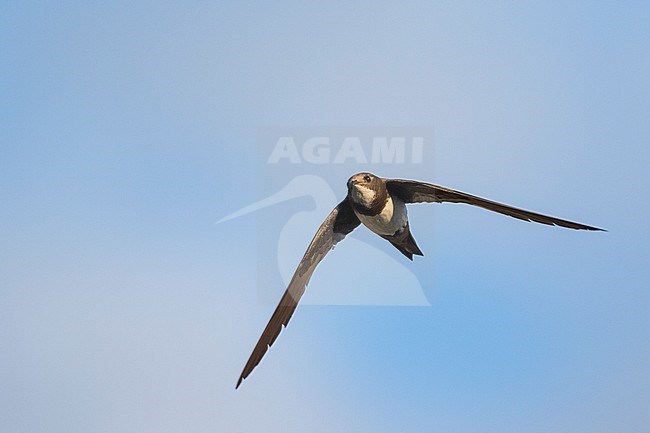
347;172;385;208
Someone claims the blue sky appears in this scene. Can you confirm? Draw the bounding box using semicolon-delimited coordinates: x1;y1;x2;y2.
1;2;649;432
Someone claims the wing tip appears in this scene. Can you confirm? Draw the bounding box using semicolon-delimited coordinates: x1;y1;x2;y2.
554;222;607;232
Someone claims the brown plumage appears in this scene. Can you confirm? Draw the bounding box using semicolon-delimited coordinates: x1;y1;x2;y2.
235;172;604;388
385;179;603;231
380;222;423;260
235;199;360;388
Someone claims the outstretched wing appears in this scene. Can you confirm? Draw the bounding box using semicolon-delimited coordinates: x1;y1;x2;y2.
236;198;360;388
386;179;604;231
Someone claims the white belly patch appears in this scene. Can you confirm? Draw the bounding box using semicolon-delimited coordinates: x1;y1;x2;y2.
355;196;408;236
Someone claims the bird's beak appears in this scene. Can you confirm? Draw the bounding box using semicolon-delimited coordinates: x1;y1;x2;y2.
347;179;359;189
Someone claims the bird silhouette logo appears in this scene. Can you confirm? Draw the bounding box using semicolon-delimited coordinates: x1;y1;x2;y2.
216;174;430;306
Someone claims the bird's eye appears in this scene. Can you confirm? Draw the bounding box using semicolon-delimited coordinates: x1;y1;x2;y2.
363;175;371;182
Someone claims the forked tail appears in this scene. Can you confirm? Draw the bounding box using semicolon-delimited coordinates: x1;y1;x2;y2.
381;223;424;260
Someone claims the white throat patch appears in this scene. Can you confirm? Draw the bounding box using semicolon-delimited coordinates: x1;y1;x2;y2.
351;185;376;208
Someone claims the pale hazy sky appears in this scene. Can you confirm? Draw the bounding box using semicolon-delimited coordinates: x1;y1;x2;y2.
1;2;649;432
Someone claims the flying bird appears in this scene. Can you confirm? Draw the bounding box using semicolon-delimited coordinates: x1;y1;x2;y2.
236;172;604;388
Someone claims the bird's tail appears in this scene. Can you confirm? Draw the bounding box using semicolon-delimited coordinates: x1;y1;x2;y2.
382;224;424;261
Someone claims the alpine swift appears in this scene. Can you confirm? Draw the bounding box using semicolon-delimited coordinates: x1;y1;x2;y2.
236;172;604;388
